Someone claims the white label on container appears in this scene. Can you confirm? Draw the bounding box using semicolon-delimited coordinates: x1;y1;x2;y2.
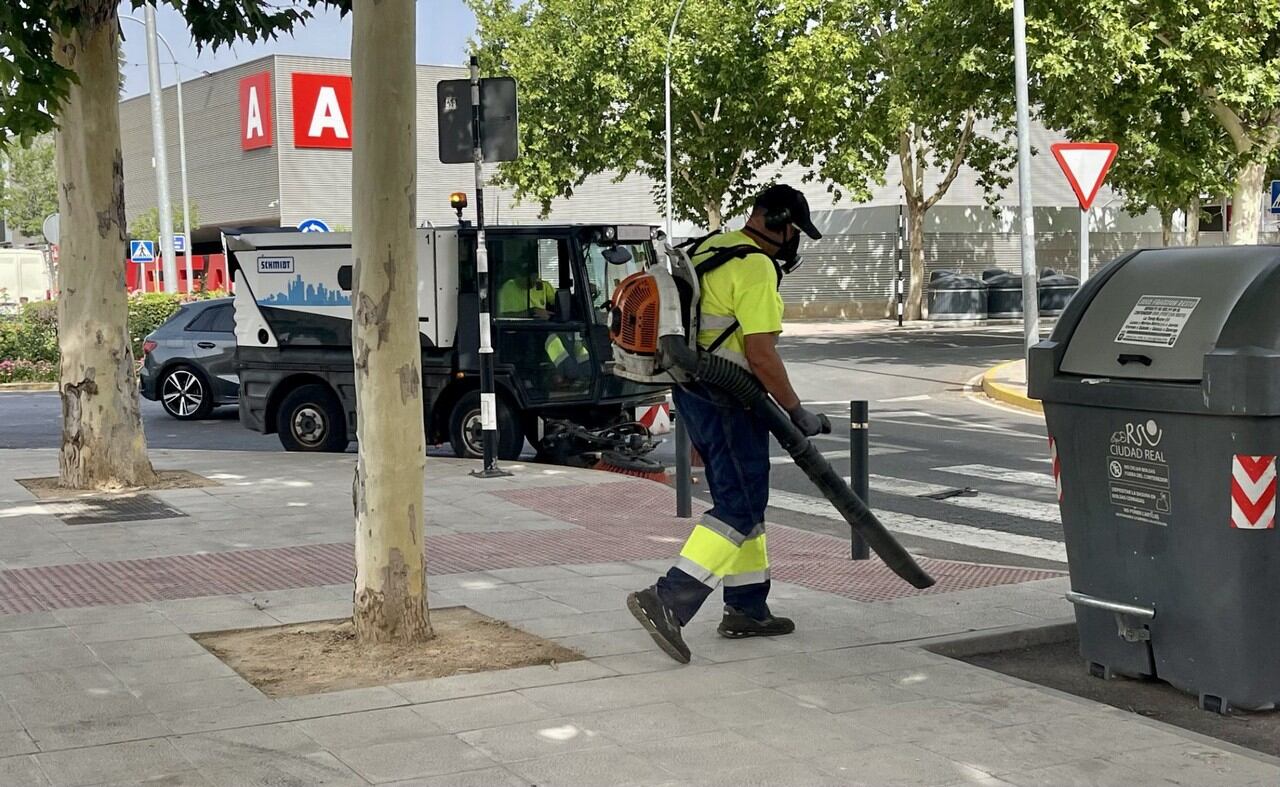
1115;295;1200;347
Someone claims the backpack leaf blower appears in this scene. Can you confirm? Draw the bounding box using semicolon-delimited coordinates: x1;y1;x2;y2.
607;238;935;590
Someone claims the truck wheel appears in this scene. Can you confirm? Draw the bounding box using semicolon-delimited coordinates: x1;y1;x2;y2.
448;391;523;460
277;384;349;453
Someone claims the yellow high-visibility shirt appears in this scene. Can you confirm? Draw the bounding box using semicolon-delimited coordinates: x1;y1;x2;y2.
497;278;556;316
693;230;783;359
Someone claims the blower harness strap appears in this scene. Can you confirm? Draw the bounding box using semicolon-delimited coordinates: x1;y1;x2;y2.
681;233;782;357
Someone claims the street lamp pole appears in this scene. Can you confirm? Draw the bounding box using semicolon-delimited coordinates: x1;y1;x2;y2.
1012;0;1039;358
174;66;192;291
143;4;178;294
127;10;192;293
666;0;693;519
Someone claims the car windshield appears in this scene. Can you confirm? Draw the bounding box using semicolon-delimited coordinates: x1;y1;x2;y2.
583;241;653;318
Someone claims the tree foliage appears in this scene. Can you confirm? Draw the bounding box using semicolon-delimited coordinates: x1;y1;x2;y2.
1031;1;1280;243
778;0;1015;207
468;0;793;227
1;134;58;238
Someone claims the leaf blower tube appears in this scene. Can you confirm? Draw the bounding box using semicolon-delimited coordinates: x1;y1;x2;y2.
662;335;936;590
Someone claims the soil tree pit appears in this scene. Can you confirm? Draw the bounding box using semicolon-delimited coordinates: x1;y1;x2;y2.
195;606;582;698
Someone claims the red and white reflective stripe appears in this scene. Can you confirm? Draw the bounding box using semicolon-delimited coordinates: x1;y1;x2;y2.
637;402;672;435
1049;436;1063;502
1231;454;1276;530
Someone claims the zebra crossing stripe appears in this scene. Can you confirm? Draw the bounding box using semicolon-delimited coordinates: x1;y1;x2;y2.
767;489;1067;562
770;450;852;466
932;464;1056;490
866;474;1061;524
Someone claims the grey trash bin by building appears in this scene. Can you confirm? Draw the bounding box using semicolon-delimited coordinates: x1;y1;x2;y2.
985;272;1023;318
927;274;987;321
1029;245;1280;713
1039;271;1080;316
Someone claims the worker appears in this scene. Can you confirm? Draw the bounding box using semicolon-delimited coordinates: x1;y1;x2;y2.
496;247;556;318
627;184;825;663
495;246;590;382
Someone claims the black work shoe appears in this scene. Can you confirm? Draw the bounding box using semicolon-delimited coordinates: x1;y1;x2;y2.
627;587;691;664
717;606;796;639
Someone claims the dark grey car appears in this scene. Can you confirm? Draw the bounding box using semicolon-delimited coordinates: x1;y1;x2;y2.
139;298;239;420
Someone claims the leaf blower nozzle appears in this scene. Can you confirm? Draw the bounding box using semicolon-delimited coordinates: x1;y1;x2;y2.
663;336;936;590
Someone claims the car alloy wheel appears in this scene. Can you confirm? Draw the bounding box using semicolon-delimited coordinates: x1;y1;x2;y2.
162;369;205;418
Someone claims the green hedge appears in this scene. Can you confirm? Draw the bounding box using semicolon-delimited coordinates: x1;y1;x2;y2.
0;290;228;381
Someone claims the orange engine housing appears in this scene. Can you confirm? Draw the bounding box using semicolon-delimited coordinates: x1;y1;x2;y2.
609;271;661;355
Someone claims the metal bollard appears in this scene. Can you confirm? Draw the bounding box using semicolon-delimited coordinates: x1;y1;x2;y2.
674;406;692;518
849;400;870;560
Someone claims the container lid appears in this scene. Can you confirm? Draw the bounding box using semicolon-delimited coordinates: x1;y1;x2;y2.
985;272;1023;288
929;275;986;290
1040;273;1080;286
929;269;957;282
982;268;1008;281
1060;247;1280;381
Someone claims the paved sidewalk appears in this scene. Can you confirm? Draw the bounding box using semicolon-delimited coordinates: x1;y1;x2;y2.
0;449;1274;785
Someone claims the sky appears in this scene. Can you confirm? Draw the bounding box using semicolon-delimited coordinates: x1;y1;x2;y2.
117;1;477;99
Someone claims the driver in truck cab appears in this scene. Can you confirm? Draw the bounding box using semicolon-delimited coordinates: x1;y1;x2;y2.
497;247;556;318
495;244;589;381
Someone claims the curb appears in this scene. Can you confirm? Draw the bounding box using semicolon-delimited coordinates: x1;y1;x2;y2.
980;361;1042;413
0;382;57;393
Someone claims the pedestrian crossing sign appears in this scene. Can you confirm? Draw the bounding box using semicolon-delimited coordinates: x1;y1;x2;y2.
1270;181;1280;214
130;240;155;263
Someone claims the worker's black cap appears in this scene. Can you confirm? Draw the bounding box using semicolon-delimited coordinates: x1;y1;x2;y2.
754;184;822;240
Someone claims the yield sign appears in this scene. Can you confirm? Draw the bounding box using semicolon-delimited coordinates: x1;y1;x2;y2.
1051;142;1118;211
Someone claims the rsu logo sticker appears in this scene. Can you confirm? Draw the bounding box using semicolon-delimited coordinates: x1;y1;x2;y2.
1110;419;1165;462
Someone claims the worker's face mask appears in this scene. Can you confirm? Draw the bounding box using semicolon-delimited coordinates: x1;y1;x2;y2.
774;231;803;274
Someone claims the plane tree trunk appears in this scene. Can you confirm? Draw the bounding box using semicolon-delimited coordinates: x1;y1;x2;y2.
53;2;156;491
1186;197;1201;246
1229;159;1266;245
904;198;926;320
350;0;431;644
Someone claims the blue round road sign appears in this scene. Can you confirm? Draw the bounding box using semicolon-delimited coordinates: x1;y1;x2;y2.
298;218;330;233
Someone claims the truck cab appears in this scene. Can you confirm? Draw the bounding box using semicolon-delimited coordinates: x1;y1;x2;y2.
225;223;667;461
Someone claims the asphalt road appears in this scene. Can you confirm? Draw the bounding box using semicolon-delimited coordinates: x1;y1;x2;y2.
1;323;1058;568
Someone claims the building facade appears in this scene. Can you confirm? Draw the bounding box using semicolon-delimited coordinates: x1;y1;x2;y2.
119;54;663;245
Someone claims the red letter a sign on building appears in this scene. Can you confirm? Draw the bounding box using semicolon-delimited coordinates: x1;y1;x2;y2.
240;72;273;150
292;73;354;149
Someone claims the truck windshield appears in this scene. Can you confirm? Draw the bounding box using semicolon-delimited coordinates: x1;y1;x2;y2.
583;241;652;317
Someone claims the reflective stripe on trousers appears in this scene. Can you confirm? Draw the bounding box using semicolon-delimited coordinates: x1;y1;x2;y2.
672;518;769;587
656;384;773;624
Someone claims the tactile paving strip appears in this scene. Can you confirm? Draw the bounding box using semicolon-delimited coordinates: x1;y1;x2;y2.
0;479;1060;614
497;481;1064;603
